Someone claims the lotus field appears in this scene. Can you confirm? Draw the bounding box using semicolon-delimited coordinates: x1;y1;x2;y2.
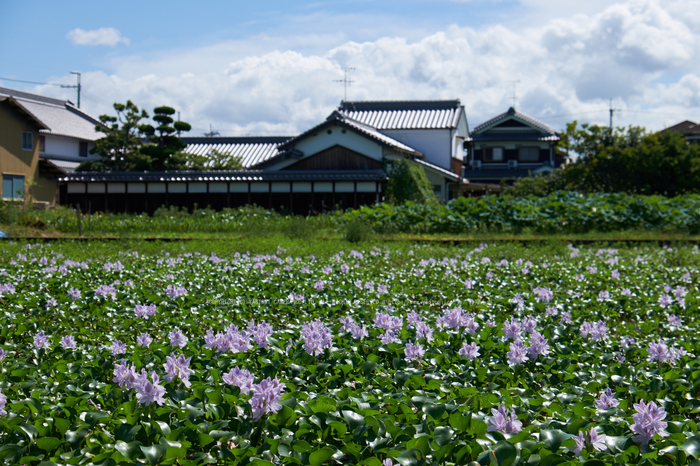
1;241;700;466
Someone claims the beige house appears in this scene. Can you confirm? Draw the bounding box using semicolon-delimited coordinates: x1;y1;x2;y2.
0;87;102;205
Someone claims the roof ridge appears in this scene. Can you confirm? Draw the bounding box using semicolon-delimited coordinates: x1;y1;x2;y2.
471;108;558;135
0;86;70;107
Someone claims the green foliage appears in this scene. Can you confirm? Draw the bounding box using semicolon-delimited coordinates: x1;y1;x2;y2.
509;170;567;197
385;158;439;205
139;106;192;171
343;219;372;243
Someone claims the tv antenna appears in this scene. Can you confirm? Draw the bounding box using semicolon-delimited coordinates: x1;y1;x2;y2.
608;98;621;128
204;124;220;137
508;80;520;109
334;67;355;101
61;71;81;108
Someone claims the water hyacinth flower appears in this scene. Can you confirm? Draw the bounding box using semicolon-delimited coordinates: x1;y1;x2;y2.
404;341;424;362
533;286;553;302
169;329;189;349
137;333;152;347
507;340;528;366
545;307;558;317
668;314;682;326
111;340;127;356
596;388;619;410
527;330;550;361
560;311;572;324
573;429;607;456
33;331;51;350
113;360;138;389
60;335;76;349
248;320;274;349
68;287;81;300
250;377;285;421
222;366;254;395
647;339;681;365
503;317;522;341
301;319;333;356
165;284;187;299
0;389;7;416
163;353;193;388
631;400;668;446
134;370;167;406
487;404;522;434
95;284;117;299
459;342;480;361
0;348;7;361
134;304;157;319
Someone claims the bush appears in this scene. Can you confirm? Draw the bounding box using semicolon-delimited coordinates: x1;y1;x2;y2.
344;219;371;243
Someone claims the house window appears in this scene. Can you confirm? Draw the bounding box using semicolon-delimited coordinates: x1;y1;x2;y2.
79;141;88;157
2;175;24;200
39;136;46;153
484;147;504;162
519;147;539;162
22;132;33;151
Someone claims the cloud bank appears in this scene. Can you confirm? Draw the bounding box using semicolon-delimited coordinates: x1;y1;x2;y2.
66;27;130;47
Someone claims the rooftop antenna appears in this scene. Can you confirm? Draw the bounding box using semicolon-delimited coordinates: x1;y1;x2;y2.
609;98;621;128
334;67;355;102
508;80;520;109
204;124;220;138
61;71;81;108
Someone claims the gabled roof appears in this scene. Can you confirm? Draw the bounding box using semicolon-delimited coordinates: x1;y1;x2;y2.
0;96;49;130
338;100;464;129
276;111;422;157
470;107;559;139
0;86;102;141
660;120;700;136
414;158;461;182
181;136;292;168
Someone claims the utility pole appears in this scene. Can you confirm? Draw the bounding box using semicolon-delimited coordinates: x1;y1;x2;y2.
334;67;355;102
608;98;620;128
61;71;81;108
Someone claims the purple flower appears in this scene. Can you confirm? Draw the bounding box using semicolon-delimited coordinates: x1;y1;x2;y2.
134;304;157;319
416;321;434;343
647;339;677;365
545;307;558;316
404;341;424;362
487;404;522;434
166;284;187;299
68;287;81;300
314;280;324;291
596;388;619;410
668;314;682;326
533;287;553;302
134;370;167;406
658;293;673;308
169;329;189;349
503;317;522;341
527;330;550;360
521;316;537;334
163;353;193;388
137;333;152;347
95;285;117;299
573;429;607;456
459;342;480;361
110;340;127;356
380;329;399;345
0;389;7;416
248;320;274;349
374;312;403;332
222;366;254;394
33;331;51;350
560;311;572;324
598;291;610;301
60;335;76;349
631;400;668;446
113;360;138;389
250;377;285;421
0;348;7;362
301;319;332;356
507;340;528;366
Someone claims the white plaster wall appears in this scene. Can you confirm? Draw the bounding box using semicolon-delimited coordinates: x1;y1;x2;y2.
42;135;97;161
381;129;451;170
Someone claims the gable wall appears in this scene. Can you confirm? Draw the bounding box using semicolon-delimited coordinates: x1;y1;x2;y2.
381;128;451;169
43;135;97;161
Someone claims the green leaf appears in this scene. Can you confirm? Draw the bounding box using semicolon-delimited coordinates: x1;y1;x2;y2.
491;440;517;466
140;441;168;466
35;437;63;452
541;429;572;452
84;410;110;426
681;435;700;459
450;412;471;431
309;447;335;466
343;410;366;430
116;441;143;461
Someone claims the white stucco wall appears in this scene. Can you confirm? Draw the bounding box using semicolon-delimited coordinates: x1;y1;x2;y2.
42;135;97;161
381;129;451;170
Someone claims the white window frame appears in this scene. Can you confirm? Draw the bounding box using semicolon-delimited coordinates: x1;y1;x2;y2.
519;146;540;162
484;147;504;162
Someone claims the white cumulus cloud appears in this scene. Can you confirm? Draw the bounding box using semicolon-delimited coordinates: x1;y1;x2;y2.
66;27;130;47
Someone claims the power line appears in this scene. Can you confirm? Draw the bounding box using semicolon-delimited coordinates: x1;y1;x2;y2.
0;76;66;86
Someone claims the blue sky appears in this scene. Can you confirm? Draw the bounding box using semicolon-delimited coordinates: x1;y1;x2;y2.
1;0;698;136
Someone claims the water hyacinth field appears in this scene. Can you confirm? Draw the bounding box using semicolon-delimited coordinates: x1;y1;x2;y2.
0;241;700;466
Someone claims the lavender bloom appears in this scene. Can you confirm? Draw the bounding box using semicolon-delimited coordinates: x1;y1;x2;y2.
533;287;553;302
113;360;138;389
163;353;193;388
631;400;668;446
166;284;187;299
596;388;619;410
137;333;152;347
0;348;7;361
436;307;471;330
374;312;403;332
314;280;324;291
464;317;479;335
46;297;57;308
0;283;15;296
521;316;537;334
377;284;388;295
404;341;424;362
581;321;609;341
647;339;675;365
416;321;434;343
510;294;525;311
111;340;127;356
0;388;6;416
658;293;673;308
487;404;522;434
95;285;117;299
507;340;528;366
222;366;255;394
560;311;572;324
459;342;480;361
383;459;393;466
621;288;631;297
248;320;273;349
169;329;189;349
545;307;558;316
60;335;76;349
227;325;252;353
250;377;285;421
668;314;682;326
380;329;399;345
573;429;607;456
134;304;157;319
68;287;81;300
301;319;333;356
527;331;550;360
503;317;522;341
33;331;51;350
134;370;167;406
598;291;610;301
349;323;368;341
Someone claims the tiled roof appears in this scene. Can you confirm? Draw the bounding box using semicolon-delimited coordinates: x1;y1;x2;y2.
277;111;422;157
470;131;560;142
60;169;388;183
338;100;463;129
414;158;461;182
660;121;700;136
0;87;102;141
181;136;291;168
470;107;558;135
